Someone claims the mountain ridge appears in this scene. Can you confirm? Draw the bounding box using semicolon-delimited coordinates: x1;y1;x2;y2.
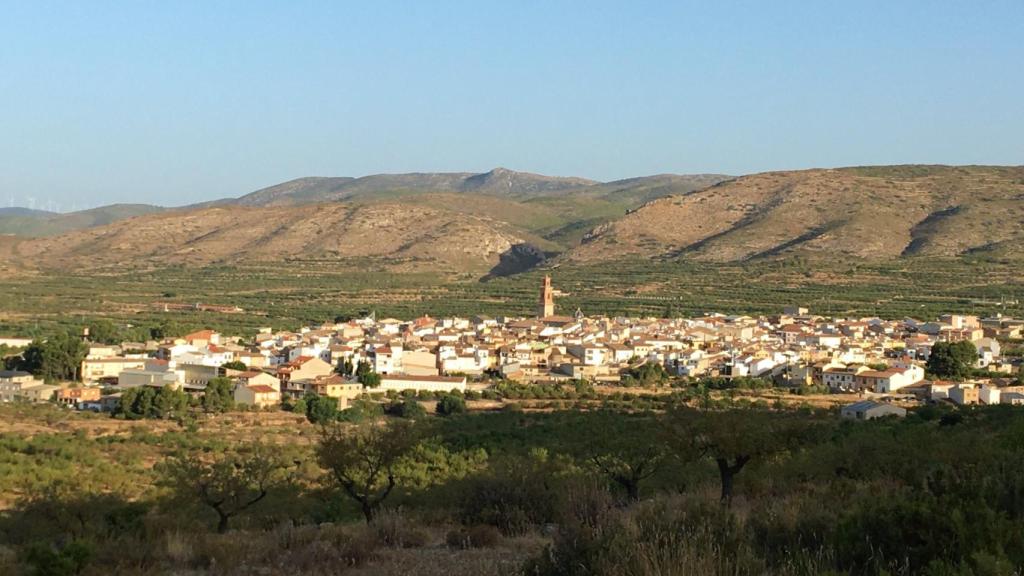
1;169;727;237
6;165;1024;279
564;165;1024;264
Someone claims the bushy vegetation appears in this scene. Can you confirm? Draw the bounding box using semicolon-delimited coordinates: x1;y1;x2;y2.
5;332;87;382
927;340;979;380
115;385;190;420
435;394;467;417
6;396;1024;574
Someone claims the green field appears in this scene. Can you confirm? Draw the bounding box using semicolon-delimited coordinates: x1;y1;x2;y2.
1;257;1022;339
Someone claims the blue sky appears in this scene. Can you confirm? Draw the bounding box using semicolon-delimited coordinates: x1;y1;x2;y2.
1;1;1022;209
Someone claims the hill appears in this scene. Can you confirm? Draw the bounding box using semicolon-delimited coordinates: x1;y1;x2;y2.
0;207;56;218
566;165;1024;263
8;166;1024;277
2;202;534;274
232;168;599;206
0;204;163;237
0;171;729;248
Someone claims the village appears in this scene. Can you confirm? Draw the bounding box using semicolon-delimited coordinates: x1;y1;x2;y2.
2;276;1022;420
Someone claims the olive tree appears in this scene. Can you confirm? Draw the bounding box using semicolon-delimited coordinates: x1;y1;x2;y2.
316;421;422;523
665;407;816;506
576;411;667;501
160;443;290;533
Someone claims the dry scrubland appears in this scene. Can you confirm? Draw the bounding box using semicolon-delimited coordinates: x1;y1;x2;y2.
6;400;1024;575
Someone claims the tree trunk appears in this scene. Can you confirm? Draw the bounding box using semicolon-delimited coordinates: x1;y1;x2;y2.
716;455;749;506
361;501;375;524
624;478;640;502
717;459;734;504
217;511;230;534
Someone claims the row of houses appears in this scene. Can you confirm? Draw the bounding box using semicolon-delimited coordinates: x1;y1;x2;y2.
4;280;1023;411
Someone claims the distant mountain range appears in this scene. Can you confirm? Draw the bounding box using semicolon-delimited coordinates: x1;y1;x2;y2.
3;165;1022;277
0;168;726;238
232;167;602;206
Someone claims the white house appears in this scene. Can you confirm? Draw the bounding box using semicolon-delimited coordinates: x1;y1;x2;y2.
378;374;466;393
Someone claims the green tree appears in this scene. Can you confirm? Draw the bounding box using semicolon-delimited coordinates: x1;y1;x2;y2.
336;357;354;377
152;385;189;419
304;393;339;424
385;398;426;419
18;332;88;382
317;421;422;523
115;386;156;419
202;377;235;413
575;412;667;501
360;372;381;388
926;341;978;380
159;443;290;533
436;394;467;417
220;360;247;372
622;362;670;387
337;398;384;423
86;319;120;345
665;408;816;505
355;360;372;379
289;396;308;415
356;360;380;387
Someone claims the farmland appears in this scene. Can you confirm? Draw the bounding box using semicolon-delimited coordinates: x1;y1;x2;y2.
2;256;1022;339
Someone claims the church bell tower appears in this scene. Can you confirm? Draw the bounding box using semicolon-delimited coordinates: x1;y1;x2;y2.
538;275;555;318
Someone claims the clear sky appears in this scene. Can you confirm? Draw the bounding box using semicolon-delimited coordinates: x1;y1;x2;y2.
1;1;1022;210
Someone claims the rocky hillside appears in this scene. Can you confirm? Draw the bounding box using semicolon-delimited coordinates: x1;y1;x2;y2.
566;165;1024;263
10;165;1023;277
4;203;532;274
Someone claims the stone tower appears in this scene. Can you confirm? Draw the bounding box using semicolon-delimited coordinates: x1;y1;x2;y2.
538;275;555;318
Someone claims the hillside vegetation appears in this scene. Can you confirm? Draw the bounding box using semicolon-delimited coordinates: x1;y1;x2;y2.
4;401;1024;575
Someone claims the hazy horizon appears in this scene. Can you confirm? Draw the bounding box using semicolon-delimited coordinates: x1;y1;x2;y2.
2;1;1022;210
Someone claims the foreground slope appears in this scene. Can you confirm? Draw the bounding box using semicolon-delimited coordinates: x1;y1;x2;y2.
567;165;1024;263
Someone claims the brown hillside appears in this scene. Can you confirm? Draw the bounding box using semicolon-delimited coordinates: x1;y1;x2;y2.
566;165;1024;263
5;203;527;273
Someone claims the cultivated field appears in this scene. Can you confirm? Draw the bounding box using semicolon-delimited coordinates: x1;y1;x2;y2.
2;257;1022;339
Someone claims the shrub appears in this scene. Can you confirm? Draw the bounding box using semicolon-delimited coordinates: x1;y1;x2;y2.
373;510;430;548
458;450;571;536
446;524;502;549
23;540;95;576
384;398;426;419
304;394;338;424
436;395;467;417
